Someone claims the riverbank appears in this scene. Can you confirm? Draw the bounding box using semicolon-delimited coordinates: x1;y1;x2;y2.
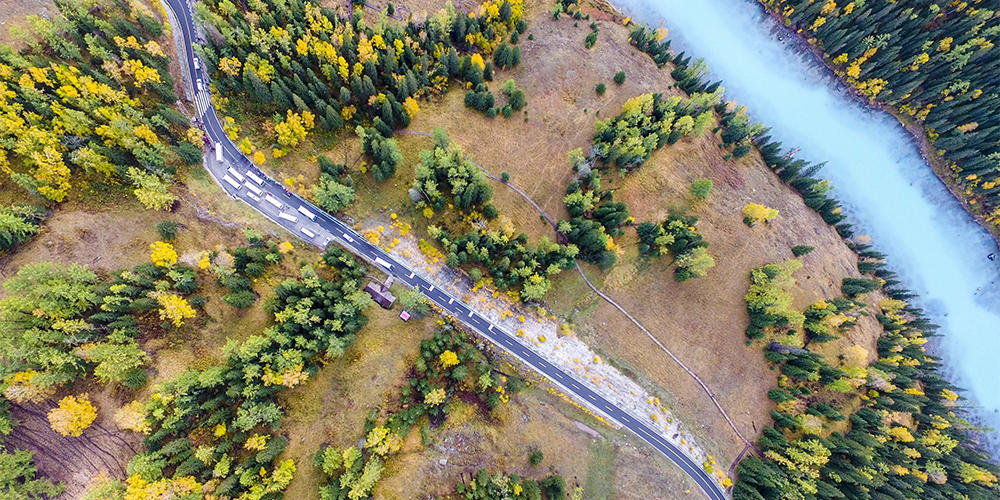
749;0;1000;247
606;0;1000;459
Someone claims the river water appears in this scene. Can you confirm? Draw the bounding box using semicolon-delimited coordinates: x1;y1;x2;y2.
610;0;1000;454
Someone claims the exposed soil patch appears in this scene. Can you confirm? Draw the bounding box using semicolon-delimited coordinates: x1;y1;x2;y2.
7;386;143;499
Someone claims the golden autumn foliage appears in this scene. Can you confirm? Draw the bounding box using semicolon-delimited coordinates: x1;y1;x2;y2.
2;370;54;403
48;394;97;437
127;167;177;211
123;474;202;500
152;292;196;327
149;241;177;267
403;97;420;117
274;110;315;147
114;401;151;434
424;388;446;406
743;203;780;225
439;350;459;368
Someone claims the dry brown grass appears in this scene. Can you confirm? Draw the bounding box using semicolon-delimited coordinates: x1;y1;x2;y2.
395;0;886;466
277;306;701;500
278;306;437;500
256;0;885;469
0;0;57;47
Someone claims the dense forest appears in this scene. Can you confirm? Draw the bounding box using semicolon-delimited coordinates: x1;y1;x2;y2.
195;0;525;155
759;0;1000;227
0;0;200;256
736;255;1000;500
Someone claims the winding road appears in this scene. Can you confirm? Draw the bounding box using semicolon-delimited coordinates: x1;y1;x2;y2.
161;1;729;497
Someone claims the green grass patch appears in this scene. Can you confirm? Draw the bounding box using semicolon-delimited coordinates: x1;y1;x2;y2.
585;438;617;500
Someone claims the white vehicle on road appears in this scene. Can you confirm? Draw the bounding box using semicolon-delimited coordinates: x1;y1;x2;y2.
264;194;283;209
223;175;241;190
277;212;297;223
243;182;263;196
194;56;201;70
342;233;354;243
374;257;393;271
246;171;265;185
300;227;316;238
245;192;260;202
297;206;316;220
227;167;245;183
215;142;222;162
196;78;203;91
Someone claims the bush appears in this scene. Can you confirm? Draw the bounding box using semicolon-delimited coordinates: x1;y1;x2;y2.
509;89;526;110
173;142;203;165
596;83;606;95
613;71;626;84
841;277;881;297
482;204;499;219
502;105;513;118
317;155;345;176
585;31;597;48
156;220;178;240
791;245;815;257
222;290;257;308
529;449;543;465
501;172;510;182
690;178;713;199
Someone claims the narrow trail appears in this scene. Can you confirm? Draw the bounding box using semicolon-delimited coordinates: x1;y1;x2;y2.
475;160;761;458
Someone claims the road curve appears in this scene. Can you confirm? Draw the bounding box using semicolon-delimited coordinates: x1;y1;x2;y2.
159;1;729;497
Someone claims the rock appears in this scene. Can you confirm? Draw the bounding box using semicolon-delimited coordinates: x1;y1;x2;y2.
574;421;601;438
439;458;448;466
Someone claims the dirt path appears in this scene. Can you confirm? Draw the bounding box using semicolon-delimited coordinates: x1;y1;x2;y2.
473;160;761;459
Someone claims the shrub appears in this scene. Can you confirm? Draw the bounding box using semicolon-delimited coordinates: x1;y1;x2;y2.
596;83;606;95
690;178;713;199
791;245;815;257
501;172;510;182
509;89;526;110
482;204;499;219
529;449;543;465
585;31;597;48
156;220;178;240
614;71;626;84
173;142;203;164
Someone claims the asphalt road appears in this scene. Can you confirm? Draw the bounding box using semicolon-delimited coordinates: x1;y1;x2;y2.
161;1;729;497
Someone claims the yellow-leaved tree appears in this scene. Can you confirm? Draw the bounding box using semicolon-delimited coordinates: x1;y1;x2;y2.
48;394;97;437
127;167;177;211
124;475;202;500
403;97;420;117
253;151;266;165
424;388;446;406
114;401;151;434
743;203;779;226
152;292;196;327
274;110;315;148
439;350;459;368
149;241;177;267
